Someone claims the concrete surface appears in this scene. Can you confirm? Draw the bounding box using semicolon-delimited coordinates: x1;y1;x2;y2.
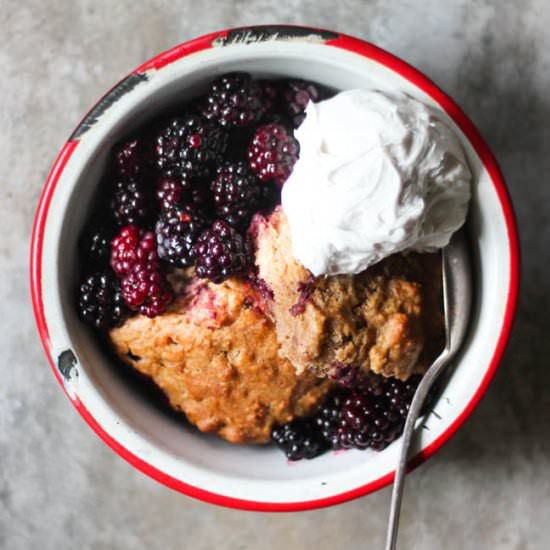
1;1;548;549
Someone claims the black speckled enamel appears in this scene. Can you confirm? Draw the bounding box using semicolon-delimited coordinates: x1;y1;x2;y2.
70;73;148;141
57;349;78;381
216;26;339;46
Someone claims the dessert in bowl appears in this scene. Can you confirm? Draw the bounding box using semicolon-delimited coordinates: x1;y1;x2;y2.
30;26;519;510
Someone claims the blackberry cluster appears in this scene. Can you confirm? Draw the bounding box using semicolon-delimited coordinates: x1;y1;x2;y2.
320;375;420;451
248;123;299;188
77;270;128;329
155;115;227;180
194;220;250;283
272;374;424;460
156;206;207;267
210;162;262;228
79;73;330;325
271;418;328;461
202;73;267;128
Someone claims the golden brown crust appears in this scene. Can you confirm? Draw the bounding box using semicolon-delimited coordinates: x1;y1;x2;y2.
253;208;444;380
109;278;332;444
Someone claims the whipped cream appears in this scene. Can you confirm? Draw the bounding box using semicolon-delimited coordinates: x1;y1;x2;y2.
281;89;472;276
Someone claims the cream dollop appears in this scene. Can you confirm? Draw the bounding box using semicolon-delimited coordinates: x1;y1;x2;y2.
281;89;472;276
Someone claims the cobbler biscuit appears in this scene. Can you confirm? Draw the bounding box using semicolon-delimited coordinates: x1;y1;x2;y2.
110;277;332;444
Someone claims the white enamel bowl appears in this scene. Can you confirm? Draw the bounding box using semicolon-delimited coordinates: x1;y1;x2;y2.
30;26;519;511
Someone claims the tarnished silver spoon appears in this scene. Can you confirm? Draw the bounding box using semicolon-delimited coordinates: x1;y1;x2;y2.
385;230;472;550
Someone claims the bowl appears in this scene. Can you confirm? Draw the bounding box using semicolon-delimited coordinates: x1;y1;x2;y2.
30;25;519;511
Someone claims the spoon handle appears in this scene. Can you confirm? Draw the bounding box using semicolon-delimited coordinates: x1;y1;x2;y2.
384;233;472;550
384;349;449;550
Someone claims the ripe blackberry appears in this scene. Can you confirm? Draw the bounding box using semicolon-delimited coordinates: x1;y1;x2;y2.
112;179;151;226
338;389;405;451
282;80;327;127
329;362;372;389
258;79;280;114
115;138;151;179
155;115;227;179
77;270;129;329
271;418;328;461
248;123;299;188
120;261;173;318
155;206;207;267
210;162;262;228
194;220;250;283
314;392;345;449
202;72;266;128
79;227;114;266
110;225;159;277
156;175;210;211
110;225;173;317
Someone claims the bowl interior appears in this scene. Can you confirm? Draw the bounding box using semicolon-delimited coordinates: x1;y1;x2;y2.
39;40;513;506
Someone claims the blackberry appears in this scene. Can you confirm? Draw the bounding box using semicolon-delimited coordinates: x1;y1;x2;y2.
271;418;328;461
155;206;207;267
194;220;250;283
329;362;370;389
111;225;159;277
202;72;266;128
121;261;173;318
155;115;227;180
112;179;151;226
211;162;262;228
384;376;422;420
110;225;173;317
282;80;328;127
314;375;422;452
338;389;404;451
258;79;280;114
77;270;129;329
79;227;114;266
115;138;151;179
248;123;299;187
156;175;210;211
226;126;257;161
314;392;345;449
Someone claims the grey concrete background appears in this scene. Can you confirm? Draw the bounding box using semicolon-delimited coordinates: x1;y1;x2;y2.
1;1;548;548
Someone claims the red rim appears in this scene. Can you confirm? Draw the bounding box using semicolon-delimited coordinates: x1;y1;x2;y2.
30;26;520;512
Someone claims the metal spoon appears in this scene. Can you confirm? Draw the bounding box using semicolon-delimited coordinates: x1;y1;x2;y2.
385;230;472;550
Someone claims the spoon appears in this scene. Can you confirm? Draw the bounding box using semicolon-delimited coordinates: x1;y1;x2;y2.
384;230;472;550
